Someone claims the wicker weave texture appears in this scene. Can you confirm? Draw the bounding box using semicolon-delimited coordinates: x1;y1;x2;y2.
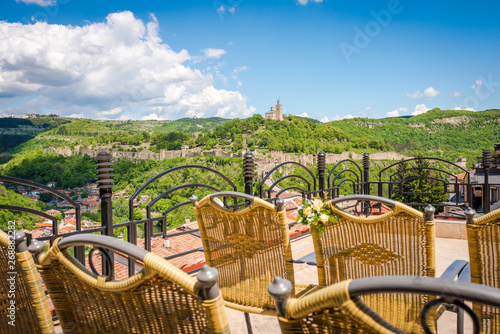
0;230;54;334
316;202;435;286
467;211;500;334
194;196;294;314
308;201;436;333
38;239;229;334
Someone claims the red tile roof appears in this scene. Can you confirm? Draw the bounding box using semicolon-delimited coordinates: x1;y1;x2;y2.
81;200;99;205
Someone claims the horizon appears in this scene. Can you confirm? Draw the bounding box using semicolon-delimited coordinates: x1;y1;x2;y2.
1;1;499;122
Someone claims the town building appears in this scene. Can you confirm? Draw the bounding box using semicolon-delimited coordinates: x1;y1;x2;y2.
81;200;99;213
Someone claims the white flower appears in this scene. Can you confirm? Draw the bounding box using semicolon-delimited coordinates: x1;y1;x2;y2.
319;214;329;224
312;199;323;212
303;207;313;216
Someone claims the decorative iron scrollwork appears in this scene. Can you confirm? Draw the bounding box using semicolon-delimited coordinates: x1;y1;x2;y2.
420;297;480;334
353;200;373;216
88;246;114;281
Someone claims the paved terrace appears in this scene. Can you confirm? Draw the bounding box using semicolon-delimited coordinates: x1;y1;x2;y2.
53;220;470;333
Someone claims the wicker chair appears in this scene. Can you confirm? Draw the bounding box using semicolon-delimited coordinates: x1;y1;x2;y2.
465;207;500;334
310;195;457;333
268;275;500;334
0;230;54;334
192;191;297;315
32;234;230;334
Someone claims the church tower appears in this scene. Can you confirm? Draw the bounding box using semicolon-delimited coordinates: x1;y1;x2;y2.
276;98;283;121
264;98;284;121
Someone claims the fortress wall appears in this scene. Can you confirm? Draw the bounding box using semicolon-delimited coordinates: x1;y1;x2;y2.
45;146;410;171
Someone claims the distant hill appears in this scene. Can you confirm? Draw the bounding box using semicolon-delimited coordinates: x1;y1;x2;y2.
1;109;500;169
331;108;500;160
154;117;228;133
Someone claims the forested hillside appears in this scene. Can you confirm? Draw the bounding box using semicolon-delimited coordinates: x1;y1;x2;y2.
2;108;499;230
3;109;499;166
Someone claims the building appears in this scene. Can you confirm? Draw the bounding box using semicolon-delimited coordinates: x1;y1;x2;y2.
81;200;99;214
445;142;500;214
265;98;283;121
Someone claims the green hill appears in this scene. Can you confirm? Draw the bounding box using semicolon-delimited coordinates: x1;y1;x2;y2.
154;117;228;133
1;108;499;169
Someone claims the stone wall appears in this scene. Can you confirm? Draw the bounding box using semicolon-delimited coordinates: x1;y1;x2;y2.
45;145;409;167
252;150;410;175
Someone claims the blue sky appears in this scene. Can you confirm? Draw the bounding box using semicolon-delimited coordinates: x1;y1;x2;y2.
1;0;499;121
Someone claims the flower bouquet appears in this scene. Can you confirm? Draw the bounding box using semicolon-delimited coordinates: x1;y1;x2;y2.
297;198;338;235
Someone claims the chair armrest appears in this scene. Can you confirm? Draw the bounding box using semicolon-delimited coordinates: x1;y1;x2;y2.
438;260;469;281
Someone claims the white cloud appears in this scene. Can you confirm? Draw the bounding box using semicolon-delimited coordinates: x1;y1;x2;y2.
423;87;440;98
236;80;242;88
406;86;441;99
406;90;422;99
232;66;248;74
343;114;354;119
385;110;399;117
67;113;84;119
471;79;483;90
202;48;227;59
412;104;430;115
297;112;310;118
385;106;409;118
98;107;123;116
0;11;255;120
217;5;225;12
453;107;476;111
231;65;248;79
141;112;166;120
449;91;462;97
365;106;372;111
16;0;56;6
297;0;323;5
321;114;341;122
228;7;236;14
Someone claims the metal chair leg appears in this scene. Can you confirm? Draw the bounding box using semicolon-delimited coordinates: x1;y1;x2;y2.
244;312;253;334
457;306;464;334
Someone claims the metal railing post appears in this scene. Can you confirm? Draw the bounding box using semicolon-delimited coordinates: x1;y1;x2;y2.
96;151;114;275
363;153;370;196
243;152;255;195
317;152;326;199
483;149;491;213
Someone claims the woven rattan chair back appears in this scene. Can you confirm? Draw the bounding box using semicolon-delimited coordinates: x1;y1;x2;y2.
34;234;229;334
0;230;54;334
315;195;436;287
310;195;436;333
269;275;500;334
466;208;500;334
193;191;293;315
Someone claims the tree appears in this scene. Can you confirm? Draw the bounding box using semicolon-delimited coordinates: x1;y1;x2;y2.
40;193;54;202
133;209;144;220
392;158;448;212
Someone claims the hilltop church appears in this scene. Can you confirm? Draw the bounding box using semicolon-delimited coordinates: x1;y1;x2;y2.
265;98;284;121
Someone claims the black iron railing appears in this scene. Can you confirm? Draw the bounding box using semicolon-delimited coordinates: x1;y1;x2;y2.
1;147;497;278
